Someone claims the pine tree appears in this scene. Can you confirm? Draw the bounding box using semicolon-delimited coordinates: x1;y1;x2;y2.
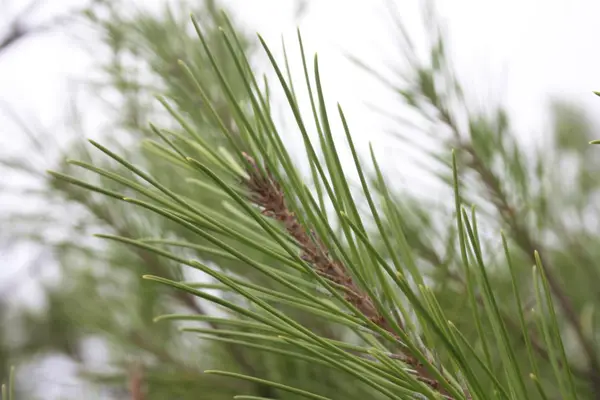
2;1;600;399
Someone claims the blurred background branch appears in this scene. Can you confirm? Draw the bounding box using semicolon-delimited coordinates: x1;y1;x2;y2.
1;0;600;398
0;0;106;57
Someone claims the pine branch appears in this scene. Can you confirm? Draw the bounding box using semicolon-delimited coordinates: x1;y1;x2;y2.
415;71;600;391
56;184;281;399
242;152;457;399
431;113;600;395
462;144;600;390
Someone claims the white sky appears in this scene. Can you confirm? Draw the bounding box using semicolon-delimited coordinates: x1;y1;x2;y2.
1;0;600;397
2;0;600;148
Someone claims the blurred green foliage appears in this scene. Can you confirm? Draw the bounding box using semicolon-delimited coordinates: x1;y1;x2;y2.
1;0;600;399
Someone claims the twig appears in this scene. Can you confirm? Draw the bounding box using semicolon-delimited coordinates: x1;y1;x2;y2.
0;0;94;57
128;362;144;400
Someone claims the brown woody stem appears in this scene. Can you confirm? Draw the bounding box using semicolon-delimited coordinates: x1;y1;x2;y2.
242;152;457;398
